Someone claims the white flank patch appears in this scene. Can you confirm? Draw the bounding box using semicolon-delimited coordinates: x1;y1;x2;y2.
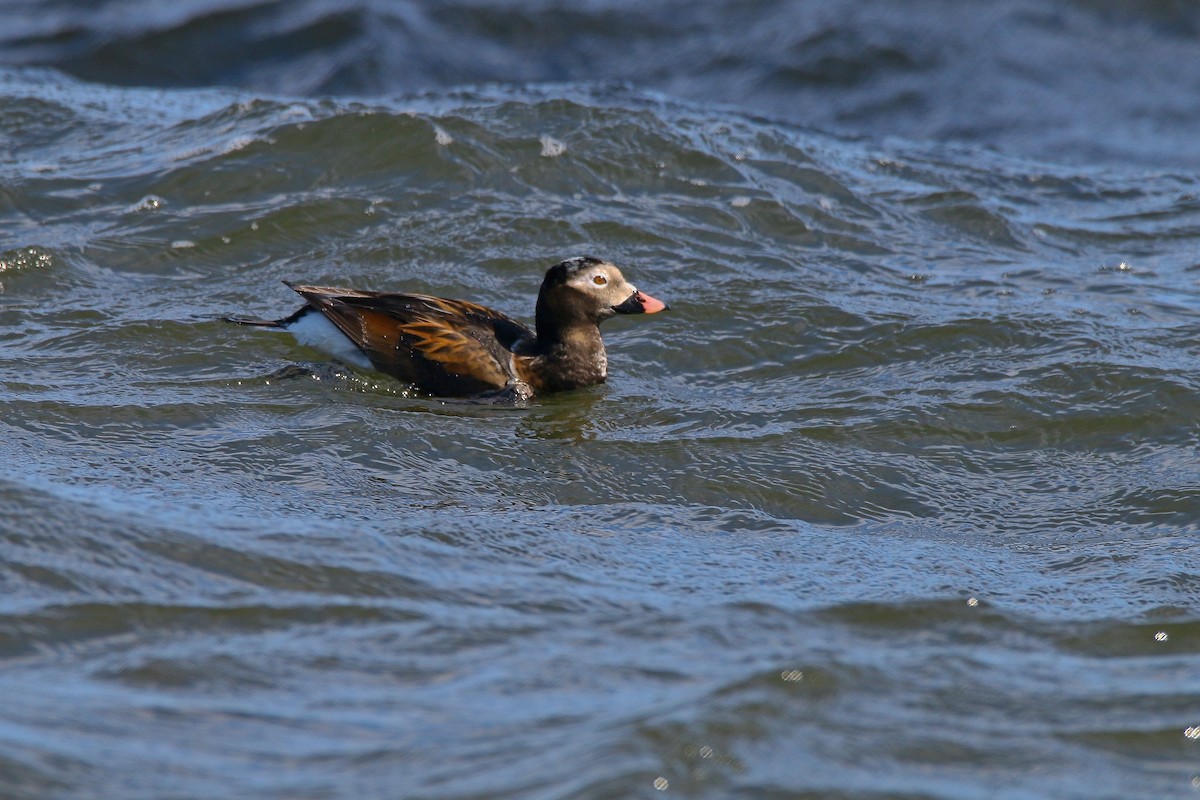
286;310;373;370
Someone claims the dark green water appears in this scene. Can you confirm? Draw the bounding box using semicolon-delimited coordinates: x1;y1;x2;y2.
2;26;1200;800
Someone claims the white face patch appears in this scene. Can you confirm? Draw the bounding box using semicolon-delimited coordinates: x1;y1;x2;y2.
568;262;625;293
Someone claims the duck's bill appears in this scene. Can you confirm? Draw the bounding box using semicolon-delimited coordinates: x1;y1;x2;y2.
614;290;670;315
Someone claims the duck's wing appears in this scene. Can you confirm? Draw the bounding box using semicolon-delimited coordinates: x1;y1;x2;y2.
285;283;533;396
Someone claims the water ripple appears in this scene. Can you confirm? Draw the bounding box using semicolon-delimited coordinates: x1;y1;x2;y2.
2;67;1199;799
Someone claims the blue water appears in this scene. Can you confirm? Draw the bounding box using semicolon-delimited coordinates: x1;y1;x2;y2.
2;2;1199;798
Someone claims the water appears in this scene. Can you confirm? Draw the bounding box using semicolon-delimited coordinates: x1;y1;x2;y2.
2;2;1200;798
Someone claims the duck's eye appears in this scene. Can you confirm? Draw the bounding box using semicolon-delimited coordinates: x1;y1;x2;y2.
592;274;607;286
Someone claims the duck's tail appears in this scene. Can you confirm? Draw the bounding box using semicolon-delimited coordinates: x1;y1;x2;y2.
224;281;323;328
222;303;312;328
222;315;285;327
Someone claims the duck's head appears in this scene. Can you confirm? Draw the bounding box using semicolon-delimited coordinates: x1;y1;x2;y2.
536;256;668;336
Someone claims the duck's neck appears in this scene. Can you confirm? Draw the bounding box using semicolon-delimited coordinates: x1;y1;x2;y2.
532;323;608;390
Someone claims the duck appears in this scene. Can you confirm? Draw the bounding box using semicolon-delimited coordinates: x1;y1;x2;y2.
227;256;668;400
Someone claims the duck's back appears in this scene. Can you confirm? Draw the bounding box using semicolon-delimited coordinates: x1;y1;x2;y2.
288;284;532;397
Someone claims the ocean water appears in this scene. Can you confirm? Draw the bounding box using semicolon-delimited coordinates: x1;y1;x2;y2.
2;2;1200;799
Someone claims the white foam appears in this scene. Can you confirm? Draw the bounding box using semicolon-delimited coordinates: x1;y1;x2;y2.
539;135;566;157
